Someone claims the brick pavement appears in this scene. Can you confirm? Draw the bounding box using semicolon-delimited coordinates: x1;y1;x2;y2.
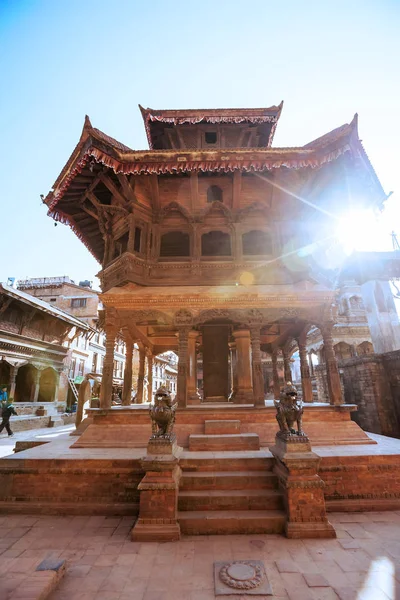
0;512;399;599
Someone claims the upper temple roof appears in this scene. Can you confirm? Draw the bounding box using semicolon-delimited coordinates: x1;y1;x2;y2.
139;103;284;150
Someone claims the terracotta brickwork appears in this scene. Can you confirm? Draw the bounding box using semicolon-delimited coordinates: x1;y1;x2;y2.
320;453;400;512
340;353;400;437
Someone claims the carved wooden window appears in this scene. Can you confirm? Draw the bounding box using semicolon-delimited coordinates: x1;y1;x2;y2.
201;231;231;257
205;131;217;144
207;185;223;203
242;230;272;255
134;227;142;253
160;231;190;257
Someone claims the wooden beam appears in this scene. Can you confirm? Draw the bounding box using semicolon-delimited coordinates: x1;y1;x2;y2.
80;201;99;221
98;173;127;206
0;297;12;316
149;174;160;212
116;173;136;204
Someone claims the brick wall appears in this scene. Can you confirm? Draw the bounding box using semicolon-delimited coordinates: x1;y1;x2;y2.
340;353;400;437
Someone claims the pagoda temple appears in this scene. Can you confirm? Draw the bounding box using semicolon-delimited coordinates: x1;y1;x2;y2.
45;103;386;413
16;103;398;540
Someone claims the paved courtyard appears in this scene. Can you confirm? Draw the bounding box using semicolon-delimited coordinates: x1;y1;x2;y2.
0;424;75;458
0;512;399;599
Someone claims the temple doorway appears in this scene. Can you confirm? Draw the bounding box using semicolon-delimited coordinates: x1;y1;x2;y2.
39;367;57;402
15;364;37;402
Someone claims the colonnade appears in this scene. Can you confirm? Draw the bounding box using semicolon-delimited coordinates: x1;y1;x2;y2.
99;317;344;410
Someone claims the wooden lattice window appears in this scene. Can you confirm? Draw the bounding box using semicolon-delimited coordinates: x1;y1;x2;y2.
242;230;272;255
201;231;231;256
160;231;190;257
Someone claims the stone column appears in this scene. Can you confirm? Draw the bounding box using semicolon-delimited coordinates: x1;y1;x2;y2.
100;315;118;409
122;337;134;405
136;344;146;404
177;327;190;408
30;368;41;402
228;342;238;401
187;330;201;403
146;350;154;404
322;323;344;406
250;327;265;407
297;336;313;403
9;365;18;399
282;349;292;384
232;329;253;403
271;349;281;399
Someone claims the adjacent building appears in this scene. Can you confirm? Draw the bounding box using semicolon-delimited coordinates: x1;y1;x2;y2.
17;276;126;406
0;282;89;412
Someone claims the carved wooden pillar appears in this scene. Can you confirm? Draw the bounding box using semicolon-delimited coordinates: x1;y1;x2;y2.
29;368;40;402
321;323;344;406
146;350;154;404
192;224;200;261
282;348;292;383
177;327;190;408
122;337;134;406
9;365;18;399
127;214;136;253
229;342;238;401
187;330;200;403
136;344;146;404
271;349;281;398
232;329;253;403
250;327;265;407
233;225;242;261
100;313;118;409
297;335;313;403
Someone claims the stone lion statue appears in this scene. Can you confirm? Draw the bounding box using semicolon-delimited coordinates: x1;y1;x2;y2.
149;386;177;440
274;382;305;436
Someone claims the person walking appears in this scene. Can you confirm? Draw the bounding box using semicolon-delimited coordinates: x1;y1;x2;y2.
0;385;8;405
0;398;17;436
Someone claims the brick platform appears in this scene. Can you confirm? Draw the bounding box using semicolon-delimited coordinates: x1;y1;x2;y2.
71;402;374;449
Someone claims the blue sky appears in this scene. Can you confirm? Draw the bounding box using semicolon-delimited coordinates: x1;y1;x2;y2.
1;0;399;286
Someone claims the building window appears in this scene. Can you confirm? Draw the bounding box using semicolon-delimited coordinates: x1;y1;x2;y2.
71;298;87;308
205;131;217;144
201;230;231;256
92;353;98;373
242;230;272;255
78;359;85;376
94;332;100;344
160;231;190;257
134;227;142;253
113;360;117;377
207;185;223;203
69;358;76;379
50;298;56;303
100;356;104;373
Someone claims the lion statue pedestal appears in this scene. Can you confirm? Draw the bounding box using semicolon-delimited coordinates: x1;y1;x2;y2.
131;387;182;542
269;383;336;540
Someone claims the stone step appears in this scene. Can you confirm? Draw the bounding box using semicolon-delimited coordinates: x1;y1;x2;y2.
204;420;241;434
180;470;279;491
189;433;260;452
178;509;286;535
180;451;274;472
178;489;283;511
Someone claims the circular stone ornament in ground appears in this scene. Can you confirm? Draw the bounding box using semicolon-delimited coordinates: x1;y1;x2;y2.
219;561;263;590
